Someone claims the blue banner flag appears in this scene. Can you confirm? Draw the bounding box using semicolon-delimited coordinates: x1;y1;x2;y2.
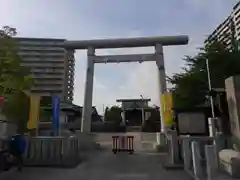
52;96;60;135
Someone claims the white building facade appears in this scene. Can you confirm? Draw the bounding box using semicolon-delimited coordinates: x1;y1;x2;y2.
15;37;75;101
206;2;240;47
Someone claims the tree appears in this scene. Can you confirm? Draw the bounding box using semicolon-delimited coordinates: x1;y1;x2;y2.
2;91;30;133
142;107;161;132
0;26;33;133
148;107;161;123
104;106;122;125
0;26;32;94
91;107;101;122
168;23;240;109
103;107;109;122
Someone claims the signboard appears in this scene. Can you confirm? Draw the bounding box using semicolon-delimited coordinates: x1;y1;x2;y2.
160;93;173;126
52;96;60;135
178;113;206;134
174;108;209;136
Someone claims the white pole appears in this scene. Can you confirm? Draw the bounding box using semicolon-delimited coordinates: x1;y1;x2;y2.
206;58;218;139
206;58;215;118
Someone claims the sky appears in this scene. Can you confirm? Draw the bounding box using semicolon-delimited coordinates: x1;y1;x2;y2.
0;0;239;114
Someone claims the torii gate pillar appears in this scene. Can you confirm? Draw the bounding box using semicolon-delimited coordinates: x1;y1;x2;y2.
81;47;95;132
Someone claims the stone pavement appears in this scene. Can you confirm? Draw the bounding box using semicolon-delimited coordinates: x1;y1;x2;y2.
0;149;191;180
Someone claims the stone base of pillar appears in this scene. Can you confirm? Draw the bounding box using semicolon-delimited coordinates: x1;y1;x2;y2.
155;132;167;152
155;143;168;152
75;132;101;151
156;132;166;144
81;118;91;133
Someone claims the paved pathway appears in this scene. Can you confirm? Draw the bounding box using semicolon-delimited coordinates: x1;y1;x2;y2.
0;149;191;180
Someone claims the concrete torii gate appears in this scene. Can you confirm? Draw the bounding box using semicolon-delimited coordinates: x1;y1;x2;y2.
64;36;189;135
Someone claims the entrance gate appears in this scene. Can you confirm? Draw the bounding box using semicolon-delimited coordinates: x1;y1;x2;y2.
64;36;189;133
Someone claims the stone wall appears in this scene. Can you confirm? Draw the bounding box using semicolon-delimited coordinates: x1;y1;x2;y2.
225;76;240;149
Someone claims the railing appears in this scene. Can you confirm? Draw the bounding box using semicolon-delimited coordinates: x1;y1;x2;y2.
24;136;81;167
0;134;99;167
182;138;213;180
185;134;226;180
165;131;226;180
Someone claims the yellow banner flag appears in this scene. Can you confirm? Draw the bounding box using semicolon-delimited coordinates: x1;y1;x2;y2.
27;95;40;129
160;93;173;126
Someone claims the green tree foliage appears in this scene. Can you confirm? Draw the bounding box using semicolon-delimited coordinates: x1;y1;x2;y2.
0;26;32;94
169;20;240;109
103;107;109;122
2;91;30;133
147;108;161;123
141;107;161;132
0;26;33;133
104;106;122;125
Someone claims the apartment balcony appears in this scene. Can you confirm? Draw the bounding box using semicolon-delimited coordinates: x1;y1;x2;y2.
18;46;65;52
17;40;65;46
68;78;74;82
68;70;74;74
67;85;74;90
67;92;74;97
67;79;74;84
31;86;63;92
67;90;73;94
31;74;64;80
67;64;75;69
68;74;74;78
18;52;65;57
30;91;63;98
22;58;65;63
21;62;65;68
30;68;64;73
28;70;64;77
31;73;64;79
68;63;75;67
67;80;74;85
33;80;63;85
67;73;75;78
67;68;75;74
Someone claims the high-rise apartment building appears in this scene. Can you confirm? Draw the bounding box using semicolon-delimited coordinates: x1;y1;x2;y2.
15;37;75;102
206;2;240;47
